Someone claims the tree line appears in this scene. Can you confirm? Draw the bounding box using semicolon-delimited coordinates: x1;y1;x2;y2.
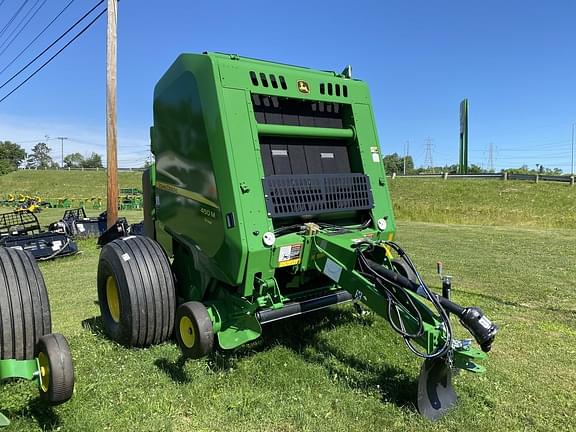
383;152;565;175
0;140;103;174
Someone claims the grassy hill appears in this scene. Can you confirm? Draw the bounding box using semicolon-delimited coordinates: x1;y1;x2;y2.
388;178;576;229
0;170;142;199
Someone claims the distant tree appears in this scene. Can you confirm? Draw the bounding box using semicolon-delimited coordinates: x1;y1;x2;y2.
81;152;103;168
0;140;27;171
63;152;84;168
502;165;563;175
546;167;563;175
383;153;403;175
468;164;483;174
26;142;54;169
0;159;13;175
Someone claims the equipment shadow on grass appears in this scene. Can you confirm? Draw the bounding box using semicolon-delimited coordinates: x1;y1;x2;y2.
29;398;61;430
4;397;61;431
155;307;418;410
254;307;418;408
81;316;107;339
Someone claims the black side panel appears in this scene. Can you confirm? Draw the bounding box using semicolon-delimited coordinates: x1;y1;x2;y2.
252;95;345;129
270;144;291;174
260;144;274;177
259;137;352;176
288;145;308;174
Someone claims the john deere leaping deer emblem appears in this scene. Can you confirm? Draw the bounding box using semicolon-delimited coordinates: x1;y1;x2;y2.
297;80;310;94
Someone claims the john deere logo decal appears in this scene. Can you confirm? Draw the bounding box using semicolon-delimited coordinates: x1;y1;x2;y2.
297;80;310;94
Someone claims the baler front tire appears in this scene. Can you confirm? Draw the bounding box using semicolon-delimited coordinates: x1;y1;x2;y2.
0;247;51;360
37;333;74;405
97;236;175;347
175;301;214;359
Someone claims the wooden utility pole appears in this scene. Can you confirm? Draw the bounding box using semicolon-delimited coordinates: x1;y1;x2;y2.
106;0;118;227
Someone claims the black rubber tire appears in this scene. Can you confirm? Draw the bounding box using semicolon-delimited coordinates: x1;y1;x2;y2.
0;247;51;360
392;257;419;284
37;333;74;405
97;236;175;347
175;301;214;359
142;169;156;239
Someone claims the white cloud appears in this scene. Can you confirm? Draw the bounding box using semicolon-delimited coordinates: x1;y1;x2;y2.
0;113;150;168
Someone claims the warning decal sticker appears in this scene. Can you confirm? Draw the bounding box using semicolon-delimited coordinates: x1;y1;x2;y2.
278;244;302;267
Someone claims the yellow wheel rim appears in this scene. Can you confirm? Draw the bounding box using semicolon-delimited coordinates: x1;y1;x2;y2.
38;352;50;393
106;276;121;323
179;316;196;348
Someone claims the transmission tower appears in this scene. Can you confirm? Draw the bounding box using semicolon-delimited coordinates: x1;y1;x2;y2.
424;137;434;173
403;140;410;175
487;142;494;172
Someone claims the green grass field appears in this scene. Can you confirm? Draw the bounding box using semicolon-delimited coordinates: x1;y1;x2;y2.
389;177;576;229
0;171;575;431
0;170;142;200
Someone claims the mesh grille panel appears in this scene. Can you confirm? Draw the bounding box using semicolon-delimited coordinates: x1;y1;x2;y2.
263;173;373;218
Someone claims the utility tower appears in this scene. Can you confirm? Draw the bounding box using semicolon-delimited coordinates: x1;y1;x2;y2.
403;140;410;175
487;142;494;172
424;137;434;173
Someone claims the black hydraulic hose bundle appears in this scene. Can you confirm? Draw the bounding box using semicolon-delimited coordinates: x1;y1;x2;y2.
355;241;454;359
357;241;498;354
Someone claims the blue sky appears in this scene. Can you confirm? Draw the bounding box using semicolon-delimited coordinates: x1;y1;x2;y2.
0;0;574;171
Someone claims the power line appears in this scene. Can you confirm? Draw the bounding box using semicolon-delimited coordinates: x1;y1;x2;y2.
0;7;106;104
0;0;32;40
0;0;75;77
0;0;40;48
0;0;47;58
0;0;104;91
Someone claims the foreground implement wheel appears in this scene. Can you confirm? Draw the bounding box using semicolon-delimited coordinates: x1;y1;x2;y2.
175;302;214;358
0;247;51;360
97;236;176;346
37;333;74;405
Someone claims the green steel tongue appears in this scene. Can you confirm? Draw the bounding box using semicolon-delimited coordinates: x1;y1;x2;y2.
417;358;458;421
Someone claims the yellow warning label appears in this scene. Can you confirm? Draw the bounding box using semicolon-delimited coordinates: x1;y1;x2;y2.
278;258;301;268
278;244;302;267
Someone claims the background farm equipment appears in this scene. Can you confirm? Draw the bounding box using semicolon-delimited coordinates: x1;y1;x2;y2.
50;207;108;238
0;247;74;427
119;188;143;210
0;210;78;260
96;52;498;420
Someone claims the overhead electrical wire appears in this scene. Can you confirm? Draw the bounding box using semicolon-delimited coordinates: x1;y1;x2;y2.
0;0;32;40
0;7;106;104
0;0;104;91
0;0;47;57
0;0;75;76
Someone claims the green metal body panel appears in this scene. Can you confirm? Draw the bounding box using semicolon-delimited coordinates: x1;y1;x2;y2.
0;358;38;381
0;358;40;427
152;52;396;299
